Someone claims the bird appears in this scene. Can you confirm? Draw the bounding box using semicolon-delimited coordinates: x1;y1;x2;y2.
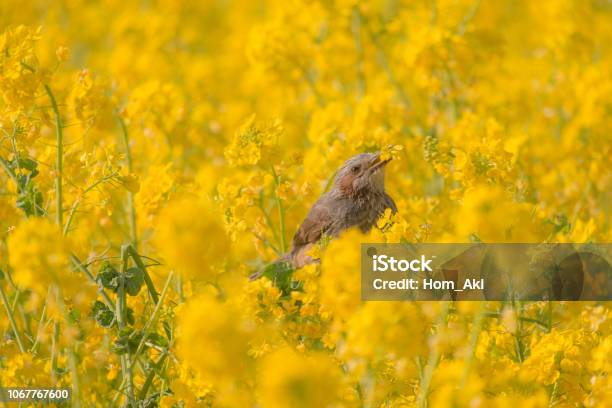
250;152;396;280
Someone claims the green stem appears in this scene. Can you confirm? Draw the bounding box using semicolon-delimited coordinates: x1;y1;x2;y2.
139;354;168;400
51;321;59;383
67;349;81;408
118;118;133;171
549;379;559;407
258;191;281;252
0;157;19;186
44;84;63;227
55;288;81;407
117;247;135;404
70;254;114;310
456;0;482;36
125;245;173;341
30;287;50;353
0;279;25;353
111;377;127;406
63;170;120;236
417;302;450;408
63;199;80;236
133;270;174;361
547;301;553;332
117;247;128;325
270;165;287;253
176;273;184;303
9;288;34;345
513;300;525;363
460;304;485;387
125;245;159;304
119;117;138;248
351;6;366;98
159;376;168;405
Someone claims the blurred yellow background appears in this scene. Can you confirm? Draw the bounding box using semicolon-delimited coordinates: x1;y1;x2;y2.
0;0;610;406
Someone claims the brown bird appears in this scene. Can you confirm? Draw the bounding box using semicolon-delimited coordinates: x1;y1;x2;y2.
250;152;396;280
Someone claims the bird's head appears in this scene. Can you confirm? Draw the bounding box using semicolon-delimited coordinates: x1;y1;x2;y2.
333;152;391;196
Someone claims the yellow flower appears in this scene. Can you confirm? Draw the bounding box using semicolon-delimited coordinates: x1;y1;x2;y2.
55;45;70;61
7;218;68;294
455;184;549;242
224;115;283;167
258;347;341;408
118;173;140;193
379;144;404;162
319;229;365;319
0;352;49;386
154;197;230;280
134;163;175;229
0;0;610;404
68;69;114;129
340;302;427;391
176;294;257;404
0;25;43;114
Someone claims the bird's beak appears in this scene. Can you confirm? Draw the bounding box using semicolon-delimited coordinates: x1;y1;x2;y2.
367;154;391;173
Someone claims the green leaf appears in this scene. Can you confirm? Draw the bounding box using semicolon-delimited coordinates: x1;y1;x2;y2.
112;328;142;355
262;261;294;293
97;262;120;292
68;308;81;324
15;181;43;217
126;307;135;326
140;395;160;408
125;267;145;296
146;332;168;348
91;300;115;328
11;157;39;177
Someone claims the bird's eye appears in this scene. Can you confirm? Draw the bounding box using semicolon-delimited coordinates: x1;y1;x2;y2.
351;165;360;173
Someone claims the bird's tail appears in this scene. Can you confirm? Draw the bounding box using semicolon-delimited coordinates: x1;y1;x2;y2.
249;252;292;281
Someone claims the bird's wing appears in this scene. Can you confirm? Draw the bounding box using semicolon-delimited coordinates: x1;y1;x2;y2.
384;193;398;214
292;201;334;248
